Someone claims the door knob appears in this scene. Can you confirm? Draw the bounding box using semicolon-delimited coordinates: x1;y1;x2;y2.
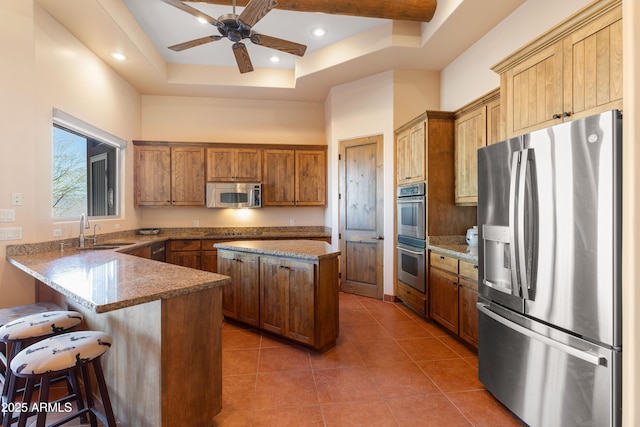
372;235;384;240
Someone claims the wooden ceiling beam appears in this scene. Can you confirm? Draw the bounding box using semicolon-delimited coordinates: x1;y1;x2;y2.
195;0;437;22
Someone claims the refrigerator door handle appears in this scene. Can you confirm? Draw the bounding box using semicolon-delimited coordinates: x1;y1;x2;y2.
478;304;607;367
508;152;521;297
516;149;530;300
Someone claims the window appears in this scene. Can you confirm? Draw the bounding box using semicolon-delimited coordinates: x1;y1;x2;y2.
52;109;125;219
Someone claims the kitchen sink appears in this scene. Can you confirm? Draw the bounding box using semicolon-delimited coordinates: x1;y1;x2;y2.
78;243;132;250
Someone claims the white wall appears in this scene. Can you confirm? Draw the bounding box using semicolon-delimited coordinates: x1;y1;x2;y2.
440;0;592;111
0;2;142;307
325;70;440;296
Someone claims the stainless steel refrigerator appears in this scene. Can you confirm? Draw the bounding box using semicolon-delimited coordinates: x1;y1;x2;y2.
477;109;622;427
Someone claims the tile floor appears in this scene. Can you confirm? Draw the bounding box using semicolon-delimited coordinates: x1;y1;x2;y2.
214;292;524;426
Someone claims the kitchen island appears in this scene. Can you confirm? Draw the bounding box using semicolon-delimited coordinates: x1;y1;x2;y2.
7;245;231;427
214;240;341;351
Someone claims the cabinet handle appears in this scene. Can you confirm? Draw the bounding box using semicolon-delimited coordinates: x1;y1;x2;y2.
562;111;571;118
552;113;561;119
279;265;290;270
439;256;445;260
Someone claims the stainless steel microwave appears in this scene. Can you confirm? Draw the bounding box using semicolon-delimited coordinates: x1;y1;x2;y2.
206;182;262;208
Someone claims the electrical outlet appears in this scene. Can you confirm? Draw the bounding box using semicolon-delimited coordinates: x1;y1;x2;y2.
289;219;295;226
53;229;62;237
11;193;22;206
194;220;199;227
114;224;120;230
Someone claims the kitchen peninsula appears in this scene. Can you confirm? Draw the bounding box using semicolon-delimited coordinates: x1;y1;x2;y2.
215;240;341;352
6;240;231;427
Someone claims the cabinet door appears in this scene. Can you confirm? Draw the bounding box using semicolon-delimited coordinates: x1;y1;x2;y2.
201;250;218;273
217;253;236;318
505;41;564;137
171;147;205;206
486;98;502;145
260;256;287;335
285;260;315;345
206;148;235;182
429;268;459;334
262;149;295;206
134;146;171;206
563;6;622;120
455;106;486;205
219;251;260;327
236;149;262;181
295;150;326;206
396;122;426;185
167;251;201;269
458;280;478;348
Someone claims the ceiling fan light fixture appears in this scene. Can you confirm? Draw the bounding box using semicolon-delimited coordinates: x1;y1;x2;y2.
269;55;280;63
197;16;208;24
311;27;327;38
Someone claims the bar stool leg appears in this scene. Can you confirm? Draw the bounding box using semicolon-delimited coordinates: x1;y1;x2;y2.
16;377;36;427
67;369;88;424
34;377;50;427
92;360;117;427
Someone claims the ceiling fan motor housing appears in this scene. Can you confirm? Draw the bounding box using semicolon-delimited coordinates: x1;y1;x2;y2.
218;13;251;42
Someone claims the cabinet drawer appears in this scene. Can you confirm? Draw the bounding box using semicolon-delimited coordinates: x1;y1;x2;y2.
397;281;426;316
430;253;458;274
459;260;479;282
168;240;201;251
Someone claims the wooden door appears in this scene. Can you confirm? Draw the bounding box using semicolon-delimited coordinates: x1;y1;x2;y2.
171;147;205;206
134;145;171;206
217;252;237;318
236;253;260;327
295;150;327;206
458;280;479;348
339;135;384;299
563;5;622;120
236;149;262;181
206;148;235;182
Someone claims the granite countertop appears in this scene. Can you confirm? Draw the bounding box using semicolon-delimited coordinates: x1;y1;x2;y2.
428;236;478;263
7;248;230;313
215;240;340;260
5;227;332;313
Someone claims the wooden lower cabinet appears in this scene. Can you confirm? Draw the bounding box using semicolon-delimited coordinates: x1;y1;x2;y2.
166;239;201;269
397;281;427;316
218;250;260;327
260;256;315;345
219;249;339;351
458;279;479;347
429;268;459;334
428;252;479;348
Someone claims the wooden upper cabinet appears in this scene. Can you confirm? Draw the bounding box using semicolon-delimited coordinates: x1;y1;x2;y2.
396;121;426;185
263;149;295;206
263;148;327;206
206;147;262;182
295;150;326;206
135;145;171;206
495;0;622;138
134;144;204;207
171;146;205;206
455;106;486;206
453;89;499;206
563;5;622;120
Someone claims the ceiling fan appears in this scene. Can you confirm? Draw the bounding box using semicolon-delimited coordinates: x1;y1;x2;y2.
162;0;307;73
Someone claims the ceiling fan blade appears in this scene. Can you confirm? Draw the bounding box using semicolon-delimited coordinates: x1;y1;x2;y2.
161;0;223;28
168;35;223;51
250;33;307;57
237;0;277;29
232;42;254;73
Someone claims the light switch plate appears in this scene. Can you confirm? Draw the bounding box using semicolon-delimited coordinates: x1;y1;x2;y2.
0;209;15;222
0;227;22;240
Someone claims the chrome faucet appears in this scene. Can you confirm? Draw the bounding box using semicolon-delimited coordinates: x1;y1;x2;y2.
90;224;101;245
79;213;90;248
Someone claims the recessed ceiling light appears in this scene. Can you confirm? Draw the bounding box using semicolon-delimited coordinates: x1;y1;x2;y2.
110;52;127;61
312;27;327;37
269;55;281;63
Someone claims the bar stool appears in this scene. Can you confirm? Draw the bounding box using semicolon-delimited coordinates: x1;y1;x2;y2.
6;331;116;427
0;303;62;391
0;311;83;425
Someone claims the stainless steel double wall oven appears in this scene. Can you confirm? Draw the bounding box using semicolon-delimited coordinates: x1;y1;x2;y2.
396;183;427;293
